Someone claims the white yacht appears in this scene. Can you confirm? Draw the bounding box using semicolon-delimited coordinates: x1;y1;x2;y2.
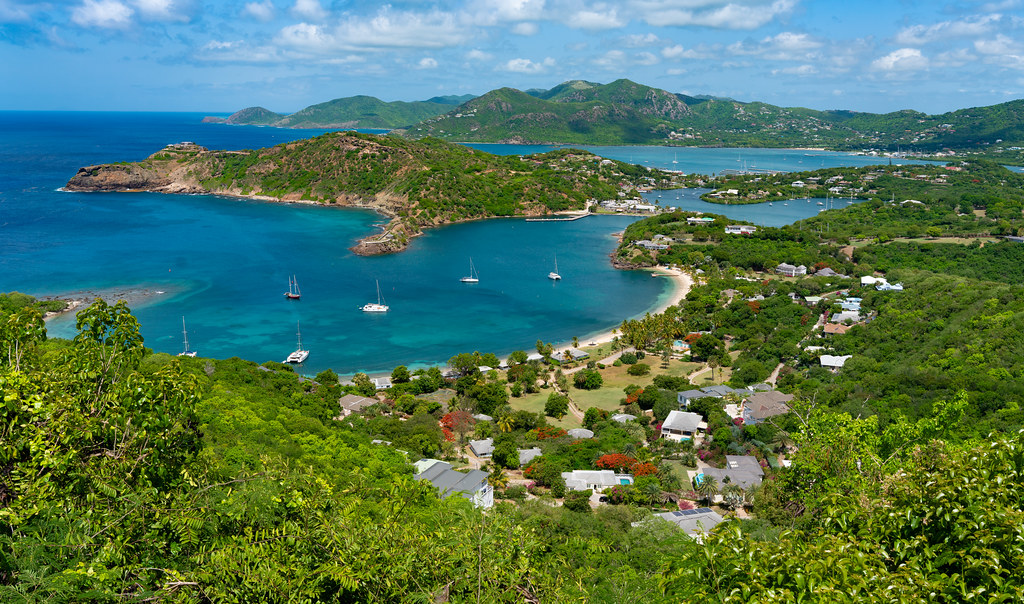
361;280;390;312
177;317;197;358
460;258;479;283
285;321;308;363
548;255;562;281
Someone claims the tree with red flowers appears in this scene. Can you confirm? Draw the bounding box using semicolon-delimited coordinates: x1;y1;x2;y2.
631;462;658;477
440;410;475;443
595;453;637;473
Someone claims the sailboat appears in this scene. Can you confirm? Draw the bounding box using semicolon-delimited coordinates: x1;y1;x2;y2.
284;275;301;299
548;255;562;281
285;321;309;363
361;280;389;312
177;317;197;357
460;258;479;283
672;151;678;164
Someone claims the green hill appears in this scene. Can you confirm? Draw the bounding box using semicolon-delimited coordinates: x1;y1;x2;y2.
205;94;479;129
404;79;1024;154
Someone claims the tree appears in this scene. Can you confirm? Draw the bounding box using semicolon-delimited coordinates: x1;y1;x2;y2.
563;489;592;513
691;335;723;362
352;372;376;397
573;368;603;390
694;475;719;506
391;365;411;383
583;407;609;430
508;350;528;365
545;392;570;419
491;435;520;469
315;368;339;385
627;363;651;377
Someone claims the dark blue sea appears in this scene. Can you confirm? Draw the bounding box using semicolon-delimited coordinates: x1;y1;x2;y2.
0;112;895;374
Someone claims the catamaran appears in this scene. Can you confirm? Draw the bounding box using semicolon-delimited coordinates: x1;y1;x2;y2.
284;275;301;299
548;255;562;281
361;280;389;312
177;317;197;357
460;258;479;283
284;321;309;363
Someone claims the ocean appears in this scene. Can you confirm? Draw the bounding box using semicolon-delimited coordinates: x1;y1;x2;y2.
0;111;901;375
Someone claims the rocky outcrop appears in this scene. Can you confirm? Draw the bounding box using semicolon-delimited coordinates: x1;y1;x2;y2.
65;164;172;192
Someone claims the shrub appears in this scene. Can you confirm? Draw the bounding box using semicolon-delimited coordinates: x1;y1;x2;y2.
627;363;651;377
502;485;527;501
620;352;638;364
563;489;593;513
573;369;603;390
613;359;623;367
544;392;570;419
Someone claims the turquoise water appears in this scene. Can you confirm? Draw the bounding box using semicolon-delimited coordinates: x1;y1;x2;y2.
639;188;859;227
0;112;900;374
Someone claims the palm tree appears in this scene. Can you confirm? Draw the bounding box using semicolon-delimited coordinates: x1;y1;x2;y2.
720;484;746;510
572;336;579;349
496;414;514;433
641;480;662;507
694;475;719;507
487;466;509;489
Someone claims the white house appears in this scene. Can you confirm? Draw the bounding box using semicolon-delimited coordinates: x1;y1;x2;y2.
562;470;633;491
725;225;757;235
650;508;724;540
776;263;807;277
820;354;852;370
661;410;703;441
414;459;493;509
469;438;494;458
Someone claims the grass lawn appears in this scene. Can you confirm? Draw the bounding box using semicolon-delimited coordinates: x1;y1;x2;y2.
509;390;582;429
568;358;705;412
691;367;732;386
662;459;698;488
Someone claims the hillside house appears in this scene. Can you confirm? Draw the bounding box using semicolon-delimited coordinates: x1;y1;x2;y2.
413;459;493;509
661;410;704;441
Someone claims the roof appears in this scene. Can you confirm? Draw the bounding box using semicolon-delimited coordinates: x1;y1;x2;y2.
611;413;637;423
820;354;852;368
823;323;850;335
744;391;794;421
562;469;628;490
678;389;707;401
653;508;725;537
518;447;542;467
338;393;377;414
472;413;493;422
702;385;742;398
831;311;861;323
414;460;489;500
566;428;594;439
702;455;764;490
469;438;494;457
662;410;702;433
372;376;393;389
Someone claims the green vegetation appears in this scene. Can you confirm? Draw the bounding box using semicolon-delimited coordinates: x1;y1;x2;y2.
404;79;1024;156
209;94;466;129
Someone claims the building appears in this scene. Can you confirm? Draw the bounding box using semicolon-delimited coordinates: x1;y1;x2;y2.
830;310;861;324
687;216;716;225
776;263;807;277
518;447;543;467
725;225;757;235
567;428;595;439
610;413;637;423
877;282;904;291
823;323;850;336
676;385;747;408
820;354;852;370
700;455;765;490
469;438;494;458
562;469;633;491
634;239;670;251
651;508;725;539
742;391;794;425
371;376;393;390
552;348;590;363
661;410;703;441
338;394;378;417
413;459;493;509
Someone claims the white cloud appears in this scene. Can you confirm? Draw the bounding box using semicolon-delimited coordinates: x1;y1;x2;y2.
871;48;929;73
622;33;660;47
629;0;797;30
243;1;275;22
771;64;817;75
728;32;822;60
974;33;1023;56
0;0;37;22
473;0;545;24
512;21;538;35
934;48;976;67
466;49;493;61
71;0;134;28
500;56;555;73
666;67;687;75
275;7;469;53
291;0;326;21
662;44;706;60
594;49;625;69
894;14;1002;46
132;0;187;22
569;8;625;30
635;51;658;65
417;57;438;69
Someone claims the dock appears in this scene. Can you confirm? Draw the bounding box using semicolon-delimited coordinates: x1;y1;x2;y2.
525;214;588;222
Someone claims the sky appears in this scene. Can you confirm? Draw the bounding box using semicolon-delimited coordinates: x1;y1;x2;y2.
1;0;1023;114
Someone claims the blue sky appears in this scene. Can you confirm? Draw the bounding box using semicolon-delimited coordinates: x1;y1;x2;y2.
1;0;1022;114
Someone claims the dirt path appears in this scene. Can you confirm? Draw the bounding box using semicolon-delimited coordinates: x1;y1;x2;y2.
767;362;785;386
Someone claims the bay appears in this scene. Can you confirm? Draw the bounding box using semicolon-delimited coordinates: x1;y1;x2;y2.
0;111;906;374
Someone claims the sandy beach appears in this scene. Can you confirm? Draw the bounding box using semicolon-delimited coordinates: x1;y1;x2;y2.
561;266;694;350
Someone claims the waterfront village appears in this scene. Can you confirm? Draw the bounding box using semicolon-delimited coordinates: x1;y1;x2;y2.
327;266;910;540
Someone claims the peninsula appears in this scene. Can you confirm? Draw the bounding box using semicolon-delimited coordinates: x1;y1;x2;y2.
64;133;676;255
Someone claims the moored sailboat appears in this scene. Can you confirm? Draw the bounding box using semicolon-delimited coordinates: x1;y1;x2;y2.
284;321;309;363
548;255;562;281
177;317;197;357
284;275;301;299
460;258;479;283
361;280;390;312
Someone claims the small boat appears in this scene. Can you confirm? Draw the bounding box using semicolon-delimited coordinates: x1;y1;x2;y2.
284;321;309;363
548;255;562;281
284;275;301;299
361;280;389;312
177;317;197;357
460;258;479;283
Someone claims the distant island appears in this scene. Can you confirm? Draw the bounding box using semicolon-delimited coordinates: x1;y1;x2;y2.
208;79;1024;163
202;94;476;130
64;133;676;255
